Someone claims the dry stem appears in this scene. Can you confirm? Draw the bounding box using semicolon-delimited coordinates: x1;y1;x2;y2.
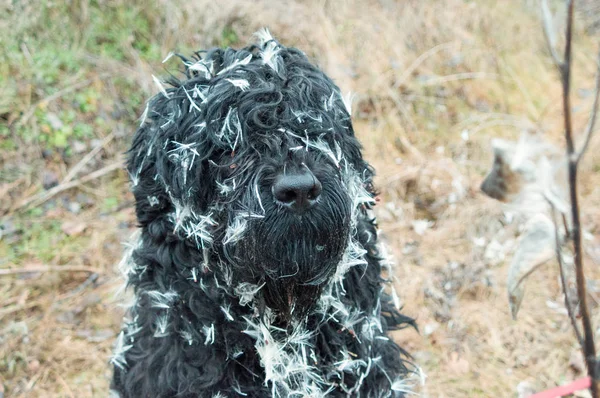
543;0;598;394
13;157;124;212
0;266;102;276
550;205;583;347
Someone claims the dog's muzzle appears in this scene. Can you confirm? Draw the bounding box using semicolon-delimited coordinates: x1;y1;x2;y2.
230;163;351;319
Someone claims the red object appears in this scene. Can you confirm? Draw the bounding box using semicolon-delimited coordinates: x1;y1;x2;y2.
529;377;591;398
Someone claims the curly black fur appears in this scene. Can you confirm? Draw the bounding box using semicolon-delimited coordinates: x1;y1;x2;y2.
111;30;416;398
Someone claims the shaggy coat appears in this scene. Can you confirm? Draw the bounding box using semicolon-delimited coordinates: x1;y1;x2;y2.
111;30;415;398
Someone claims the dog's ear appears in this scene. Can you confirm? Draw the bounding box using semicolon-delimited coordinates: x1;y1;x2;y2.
127;98;173;227
127;86;216;227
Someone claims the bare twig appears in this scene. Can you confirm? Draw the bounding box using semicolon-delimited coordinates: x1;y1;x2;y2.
52;369;75;398
0;266;102;276
500;58;541;120
548;0;598;394
15;79;95;127
417;72;498;87
541;0;597;394
20;42;35;67
395;41;461;88
549;205;584;347
13;72;112;128
24;371;42;392
13;157;124;212
62;132;115;183
562;213;571;239
385;87;418;131
452;112;535;133
59;273;100;299
576;50;600;163
0;298;52;319
0;177;26;201
561;1;575;152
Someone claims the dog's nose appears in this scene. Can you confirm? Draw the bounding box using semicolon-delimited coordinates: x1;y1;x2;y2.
272;170;322;211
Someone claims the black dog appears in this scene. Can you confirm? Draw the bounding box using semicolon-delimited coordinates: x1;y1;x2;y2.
111;29;415;398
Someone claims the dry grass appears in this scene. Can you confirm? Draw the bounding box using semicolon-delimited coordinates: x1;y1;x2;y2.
1;0;600;396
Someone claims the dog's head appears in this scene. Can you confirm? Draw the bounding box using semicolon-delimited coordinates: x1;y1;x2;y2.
128;30;376;318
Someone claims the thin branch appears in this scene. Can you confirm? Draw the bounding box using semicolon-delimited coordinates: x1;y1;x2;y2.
13;157;124;212
559;0;598;394
417;72;498;87
0;177;26;202
541;0;598;393
576;49;600;163
395;41;461;88
386;87;419;132
51;369;75;398
15;79;94;127
541;0;563;65
562;213;571;239
0;300;45;319
550;205;584;347
0;265;102;276
562;0;575;155
62;132;115;183
13;72;112;128
59;273;100;300
500;58;541;120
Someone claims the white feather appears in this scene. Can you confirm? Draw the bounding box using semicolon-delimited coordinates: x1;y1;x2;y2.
139;102;149;127
260;41;281;72
110;331;133;370
217;54;253;76
188;60;213;79
162;51;175;63
146;290;178;309
151;74;170;99
342;92;354;115
255;27;274;45
203;324;215;345
226;78;250;91
220;304;234;321
224;216;248;245
154;314;170;337
234;283;265;306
